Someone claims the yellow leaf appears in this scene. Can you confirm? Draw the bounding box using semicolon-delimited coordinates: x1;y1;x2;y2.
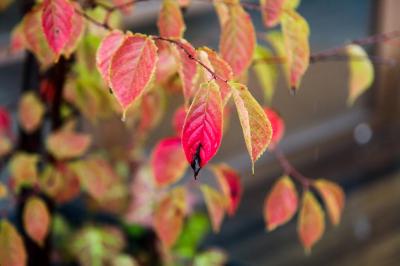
314;179;345;226
0;220;27;266
18;92;45;133
0;182;8;199
9;152;39;191
0;135;12;158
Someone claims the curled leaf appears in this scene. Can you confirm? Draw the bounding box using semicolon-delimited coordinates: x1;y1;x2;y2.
0;220;27;266
314;179;345;226
18;92;45;133
46;130;91;160
200;184;226;233
23;196;51;246
157;0;186;38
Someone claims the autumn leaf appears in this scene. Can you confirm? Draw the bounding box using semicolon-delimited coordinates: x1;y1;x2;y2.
346;44;374;105
23;196;51;246
230;82;272;173
63;2;85;57
264;176;298;231
200;184;226;233
109;33;158;118
9;152;39;191
157;0;186;38
10;23;26;54
298;190;325;253
46;130;91;160
0;182;7;199
154;187;187;248
260;0;301;28
155;40;178;84
0;135;12;158
181;82;223;177
0;220;27;266
18;92;45;133
0;107;11;135
264;107;285;147
220;4;256;77
281;10;310;91
314;179;345;226
213;0;229;27
137;88;166;136
172;105;187;136
211;164;242;216
151;137;188;187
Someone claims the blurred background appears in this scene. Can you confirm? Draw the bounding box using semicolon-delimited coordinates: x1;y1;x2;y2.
1;0;400;265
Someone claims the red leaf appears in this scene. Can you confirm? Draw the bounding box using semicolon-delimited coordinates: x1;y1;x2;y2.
0;220;27;266
264;107;285;147
181;82;223;177
0;107;11;135
211;164;242;216
220;4;256;77
200;184;226;233
96;30;125;86
42;0;75;55
109;33;158;116
314;179;345;226
46;130;91;160
172;105;187;137
151;137;188;187
63;2;85;57
264;176;298;231
157;0;186;38
23;196;51;246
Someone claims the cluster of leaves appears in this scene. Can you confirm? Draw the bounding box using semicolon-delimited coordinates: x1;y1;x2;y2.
0;0;378;265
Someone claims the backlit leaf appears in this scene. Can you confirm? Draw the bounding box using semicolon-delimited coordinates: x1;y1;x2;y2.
109;33;158;117
46;130;91;160
151;137;188;187
42;0;74;55
314;179;345;226
23;196;51;246
18;92;45;133
264;176;298;231
230;82;272;173
264;107;285;147
346;44;374;105
63;2;85;57
211;164;242;216
220;4;256;77
157;0;186;38
281;10;310;91
0;220;27;266
172;106;187;136
200;185;226;233
298;190;325;253
9;152;39;191
181;82;223;177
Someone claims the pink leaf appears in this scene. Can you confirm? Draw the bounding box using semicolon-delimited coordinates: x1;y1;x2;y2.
157;0;186;38
23;196;51;246
63;2;85;57
172;105;187;137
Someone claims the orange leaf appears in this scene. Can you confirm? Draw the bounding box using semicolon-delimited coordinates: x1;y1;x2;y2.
220;4;256;77
230;82;272;173
264;176;298;231
157;0;186;38
151;137;188;187
0;220;27;266
314;179;345;226
298;190;325;253
18;92;45;133
46;130;91;160
9;152;39;191
23;196;51;246
200;184;226;233
211;164;242;216
281;10;310;91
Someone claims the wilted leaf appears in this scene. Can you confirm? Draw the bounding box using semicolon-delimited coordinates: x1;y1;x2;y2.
200;185;226;233
23;196;51;246
46;129;91;160
220;4;256;77
109;33;158;117
157;0;186;38
194;248;228;266
151;137;188;187
314;179;345;226
281;10;310;91
264;176;298;231
42;0;75;55
230;82;272;173
298;190;325;253
211;164;242;216
9;152;39;191
172;105;187;136
181;82;223;177
0;220;27;266
264;107;285;147
18;92;45;133
346;44;374;104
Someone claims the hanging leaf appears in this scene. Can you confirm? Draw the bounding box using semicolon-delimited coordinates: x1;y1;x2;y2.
172;106;187;137
151;137;188;187
109;33;158;117
281;10;310;91
260;0;301;28
230;82;272;173
96;30;125;86
346;44;374;104
181;82;223;178
42;0;75;56
154;187;187;248
298;190;325;253
211;164;242;216
137;88;166;136
0;0;13;11
0;220;27;266
220;4;256;77
155;40;178;84
9;152;39;191
200;184;226;233
157;0;186;38
253;46;279;104
213;0;229;27
18;92;45;133
264;107;285;147
264;176;298;231
314;179;345;226
46;130;91;160
63;2;85;57
23;196;51;246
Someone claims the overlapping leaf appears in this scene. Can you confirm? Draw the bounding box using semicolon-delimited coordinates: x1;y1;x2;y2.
260;0;301;28
230;82;272;173
172;106;187;136
157;0;186;38
46;129;91;160
18;92;45;133
23;196;51;246
181;82;223;177
0;220;27;266
63;2;85;57
314;179;345;226
264;107;285;147
200;184;226;233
